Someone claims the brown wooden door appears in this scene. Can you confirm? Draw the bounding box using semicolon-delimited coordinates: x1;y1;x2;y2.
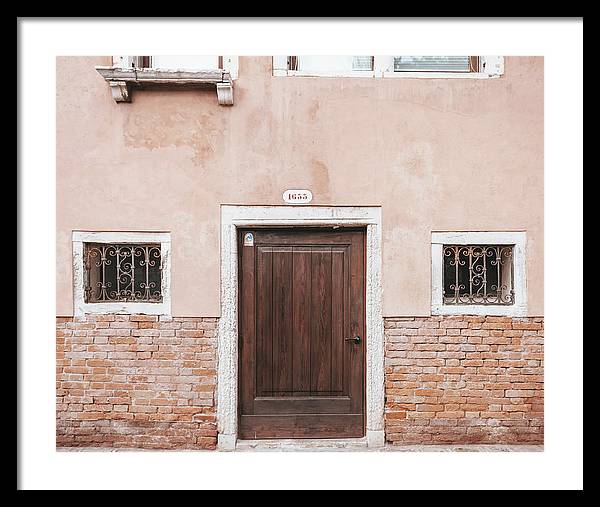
238;227;365;439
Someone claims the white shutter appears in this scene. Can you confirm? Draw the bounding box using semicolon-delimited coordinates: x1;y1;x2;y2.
394;56;471;72
352;56;374;71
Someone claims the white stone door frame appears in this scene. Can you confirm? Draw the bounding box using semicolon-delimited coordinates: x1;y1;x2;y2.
217;205;385;450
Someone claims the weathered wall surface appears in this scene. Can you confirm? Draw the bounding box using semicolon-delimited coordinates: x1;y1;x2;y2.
384;315;544;444
56;56;543;318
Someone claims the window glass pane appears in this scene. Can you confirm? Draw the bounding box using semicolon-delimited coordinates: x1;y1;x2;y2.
394;56;470;72
151;56;220;70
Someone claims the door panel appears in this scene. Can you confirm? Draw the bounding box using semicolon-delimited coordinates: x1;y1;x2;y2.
239;228;365;439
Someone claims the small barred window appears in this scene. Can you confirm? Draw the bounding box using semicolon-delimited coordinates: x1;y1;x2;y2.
442;245;514;305
84;243;162;303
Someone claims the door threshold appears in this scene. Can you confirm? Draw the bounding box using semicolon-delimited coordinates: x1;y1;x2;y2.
235;437;368;451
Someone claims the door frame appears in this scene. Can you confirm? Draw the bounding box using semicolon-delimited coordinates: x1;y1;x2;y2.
217;205;384;450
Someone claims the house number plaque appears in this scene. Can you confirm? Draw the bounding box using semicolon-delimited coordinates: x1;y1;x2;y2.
283;189;313;205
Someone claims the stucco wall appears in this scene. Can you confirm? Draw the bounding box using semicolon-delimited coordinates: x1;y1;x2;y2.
56;56;543;317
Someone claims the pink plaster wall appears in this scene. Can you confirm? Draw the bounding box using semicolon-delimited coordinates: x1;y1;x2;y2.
56;56;543;317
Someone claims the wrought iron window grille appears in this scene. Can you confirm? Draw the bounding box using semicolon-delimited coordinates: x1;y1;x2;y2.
83;243;162;303
442;245;514;305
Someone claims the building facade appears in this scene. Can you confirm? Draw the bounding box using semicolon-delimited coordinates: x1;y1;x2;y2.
56;55;544;450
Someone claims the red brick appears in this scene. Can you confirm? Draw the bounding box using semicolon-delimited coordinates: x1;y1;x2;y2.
130;315;159;322
417;404;444;412
383;315;544;445
386;412;407;419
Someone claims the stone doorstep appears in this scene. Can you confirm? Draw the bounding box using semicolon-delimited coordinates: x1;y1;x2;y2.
56;442;543;452
235;437;368;451
235;440;543;452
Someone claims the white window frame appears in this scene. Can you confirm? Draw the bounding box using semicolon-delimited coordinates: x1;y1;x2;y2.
273;56;504;79
431;231;527;316
112;55;239;79
72;231;172;317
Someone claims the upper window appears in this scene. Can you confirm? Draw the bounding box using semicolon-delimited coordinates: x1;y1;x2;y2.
117;55;231;73
72;232;171;316
431;232;526;316
273;56;503;78
97;56;238;105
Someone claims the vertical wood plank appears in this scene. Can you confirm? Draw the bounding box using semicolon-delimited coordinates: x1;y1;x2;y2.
239;231;256;413
272;248;293;395
349;232;365;416
256;246;273;396
331;248;345;394
311;248;332;395
292;248;311;394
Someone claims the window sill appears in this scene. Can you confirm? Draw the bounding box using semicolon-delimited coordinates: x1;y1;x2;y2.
95;66;234;105
431;304;528;317
273;69;379;78
272;70;501;79
382;71;501;79
75;301;171;317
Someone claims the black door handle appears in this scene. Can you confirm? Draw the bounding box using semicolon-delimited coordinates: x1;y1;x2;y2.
345;335;361;344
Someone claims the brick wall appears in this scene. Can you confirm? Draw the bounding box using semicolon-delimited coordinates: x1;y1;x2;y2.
57;314;543;449
56;315;218;449
384;315;544;445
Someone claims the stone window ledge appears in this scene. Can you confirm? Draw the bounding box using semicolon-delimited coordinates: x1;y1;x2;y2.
95;66;234;105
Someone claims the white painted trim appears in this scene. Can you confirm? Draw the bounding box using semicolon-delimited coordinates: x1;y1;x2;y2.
217;206;384;450
72;231;172;317
272;56;504;79
72;231;171;244
272;55;288;73
432;231;525;245
221;56;239;80
431;231;527;317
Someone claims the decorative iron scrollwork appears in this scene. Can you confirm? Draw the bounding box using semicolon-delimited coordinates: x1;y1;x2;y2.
84;243;162;303
443;245;514;305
